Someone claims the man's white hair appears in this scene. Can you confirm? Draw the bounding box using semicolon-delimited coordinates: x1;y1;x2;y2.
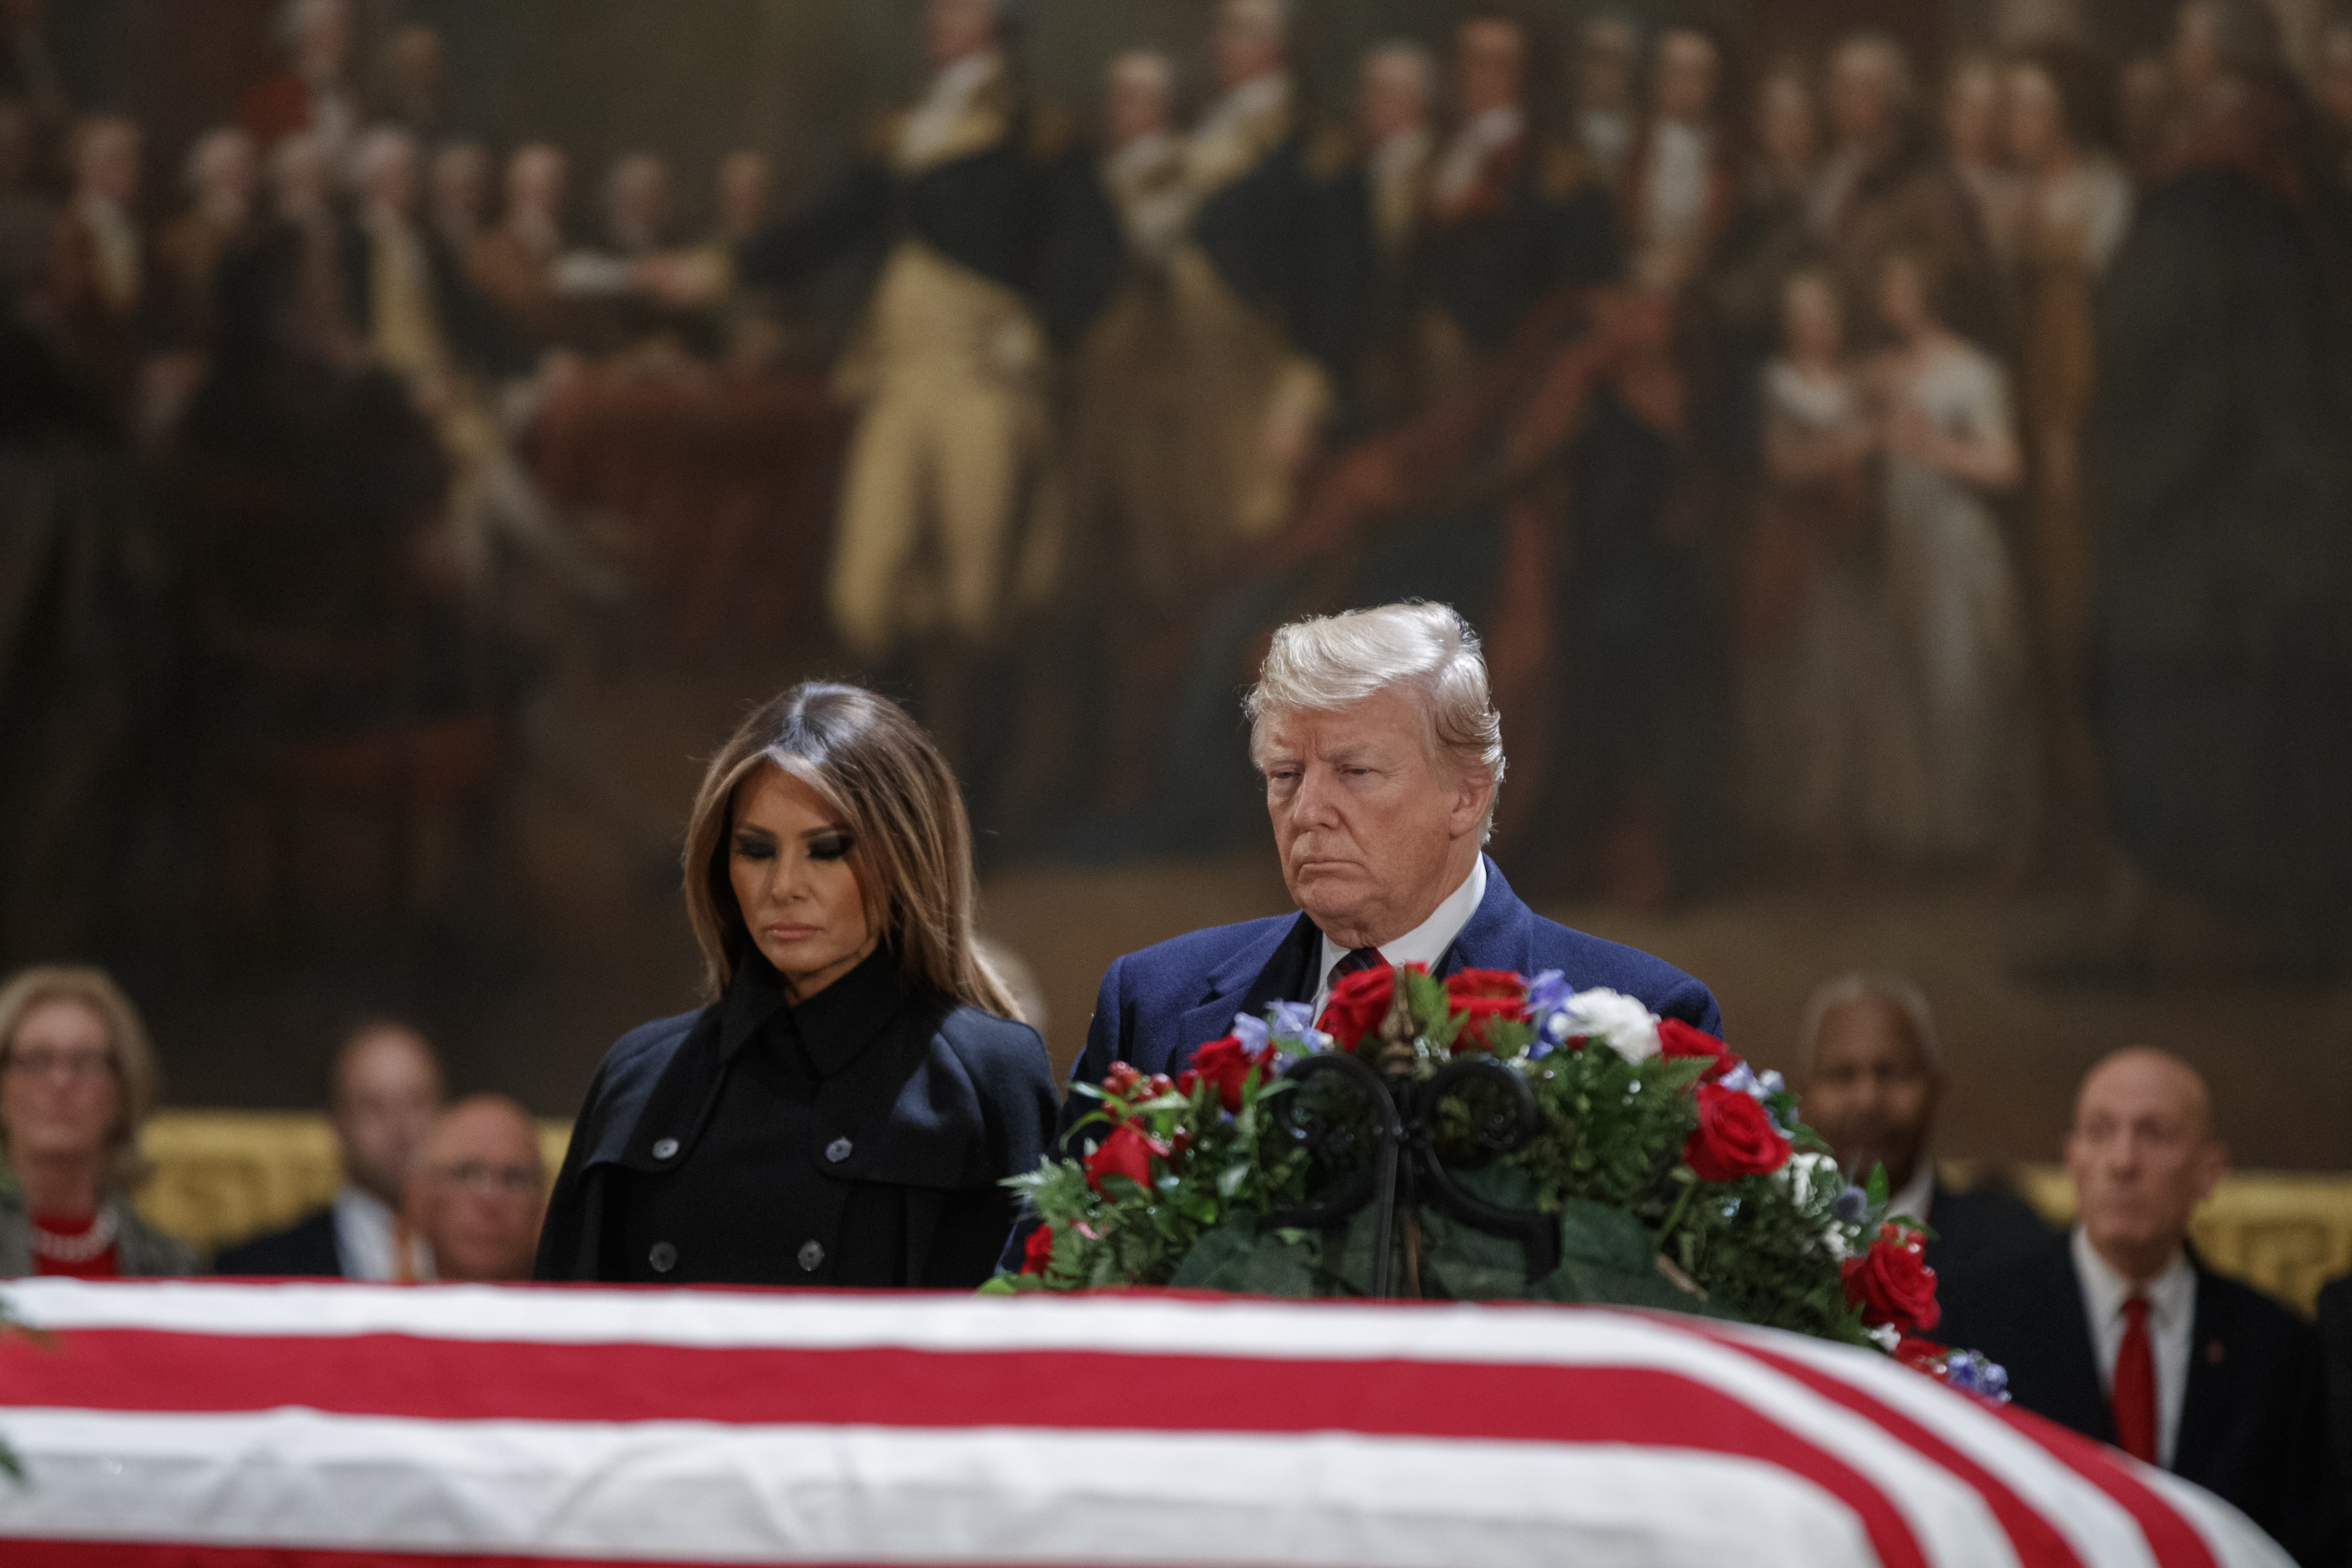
1245;601;1507;840
1795;972;1942;1079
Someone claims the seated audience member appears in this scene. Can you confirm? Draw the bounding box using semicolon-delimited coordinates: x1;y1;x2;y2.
0;967;198;1278
216;1020;443;1279
1059;605;1719;1139
1796;973;2046;1278
1936;1049;2340;1566
400;1095;545;1282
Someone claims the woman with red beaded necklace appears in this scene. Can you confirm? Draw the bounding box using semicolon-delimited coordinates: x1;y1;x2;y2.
0;967;198;1279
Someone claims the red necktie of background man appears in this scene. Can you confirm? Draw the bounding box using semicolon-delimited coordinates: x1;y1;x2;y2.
2111;1295;2159;1465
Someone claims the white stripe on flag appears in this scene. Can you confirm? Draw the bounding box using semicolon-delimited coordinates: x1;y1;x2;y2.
0;1407;1880;1568
2135;1467;2298;1568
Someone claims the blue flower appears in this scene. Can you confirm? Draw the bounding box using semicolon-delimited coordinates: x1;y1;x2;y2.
1944;1351;2011;1402
1719;1062;1761;1097
1525;970;1571;1015
1264;1000;1318;1040
1832;1185;1870;1224
1231;1013;1271;1053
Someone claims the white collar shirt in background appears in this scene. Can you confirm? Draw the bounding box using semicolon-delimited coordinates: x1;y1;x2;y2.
1884;1159;1936;1230
1433;103;1524;209
334;1184;432;1283
1308;856;1487;1022
2073;1223;2195;1469
899;49;1002;167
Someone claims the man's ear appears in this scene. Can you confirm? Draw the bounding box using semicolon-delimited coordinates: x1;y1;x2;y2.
1450;768;1494;835
2192;1139;2230;1206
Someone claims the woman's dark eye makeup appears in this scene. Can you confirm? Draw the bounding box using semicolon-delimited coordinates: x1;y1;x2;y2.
807;832;852;862
732;832;774;862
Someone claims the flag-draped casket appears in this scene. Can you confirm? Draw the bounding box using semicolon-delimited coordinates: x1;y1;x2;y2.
0;1279;2291;1567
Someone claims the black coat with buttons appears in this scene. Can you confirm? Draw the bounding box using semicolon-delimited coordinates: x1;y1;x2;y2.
533;948;1057;1289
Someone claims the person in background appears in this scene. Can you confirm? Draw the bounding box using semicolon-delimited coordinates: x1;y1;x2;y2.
216;1020;443;1279
47;114;144;398
400;1094;544;1283
2002;47;2132;898
145;125;258;439
376;24;447;146
1793;972;2046;1278
1936;1049;2341;1566
1940;55;2023;277
239;0;357;169
1620;25;1732;295
2321;1270;2351;1514
0;966;197;1278
1570;14;1640;190
1347;40;1436;428
1866;247;2030;872
466;142;567;354
711;148;773;248
536;682;1056;1287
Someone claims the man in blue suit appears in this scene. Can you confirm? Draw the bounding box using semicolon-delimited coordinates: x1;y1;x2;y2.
1060;601;1718;1139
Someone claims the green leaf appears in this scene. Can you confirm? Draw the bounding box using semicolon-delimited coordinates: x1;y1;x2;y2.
1168;1218;1322;1295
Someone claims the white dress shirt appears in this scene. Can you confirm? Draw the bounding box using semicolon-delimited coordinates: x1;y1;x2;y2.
1307;856;1488;1022
2072;1224;2195;1469
1432;104;1524;210
333;1185;432;1283
899;49;1002;168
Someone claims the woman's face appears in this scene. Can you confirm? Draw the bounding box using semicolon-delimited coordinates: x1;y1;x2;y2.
728;763;877;999
1;1000;120;1176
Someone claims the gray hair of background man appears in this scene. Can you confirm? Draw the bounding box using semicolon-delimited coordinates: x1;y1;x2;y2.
1794;972;1942;1078
1244;601;1507;839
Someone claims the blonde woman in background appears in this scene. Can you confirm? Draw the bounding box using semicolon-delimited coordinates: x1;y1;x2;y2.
535;682;1055;1287
0;967;199;1278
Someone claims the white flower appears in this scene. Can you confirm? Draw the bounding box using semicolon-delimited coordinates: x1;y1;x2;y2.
1780;1151;1839;1209
1867;1323;1902;1353
1551;989;1662;1064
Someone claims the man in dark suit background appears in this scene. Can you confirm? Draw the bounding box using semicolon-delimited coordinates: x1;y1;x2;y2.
217;1020;444;1279
2321;1270;2352;1520
1059;600;1717;1143
1936;1048;2341;1566
1795;973;2048;1281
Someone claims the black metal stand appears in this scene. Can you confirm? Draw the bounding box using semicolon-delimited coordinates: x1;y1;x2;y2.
1262;1047;1558;1297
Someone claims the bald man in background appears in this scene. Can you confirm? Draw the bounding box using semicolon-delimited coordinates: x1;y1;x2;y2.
217;1021;443;1279
1796;974;2047;1281
1936;1049;2340;1565
401;1095;545;1282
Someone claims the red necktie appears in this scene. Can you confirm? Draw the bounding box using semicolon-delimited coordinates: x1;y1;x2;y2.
2111;1295;2159;1464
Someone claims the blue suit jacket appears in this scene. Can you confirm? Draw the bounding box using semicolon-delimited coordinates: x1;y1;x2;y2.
1059;856;1719;1140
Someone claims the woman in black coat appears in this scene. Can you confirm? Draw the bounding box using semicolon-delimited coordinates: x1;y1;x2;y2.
535;682;1056;1288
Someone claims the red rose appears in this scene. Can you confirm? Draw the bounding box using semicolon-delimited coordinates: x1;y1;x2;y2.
1659;1017;1736;1079
1103;1062;1141;1098
1842;1222;1942;1335
1177;1033;1277;1113
1318;961;1398;1049
1084;1121;1167;1195
1444;969;1529;1052
1894;1335;1951;1376
1020;1224;1056;1276
1682;1081;1792;1181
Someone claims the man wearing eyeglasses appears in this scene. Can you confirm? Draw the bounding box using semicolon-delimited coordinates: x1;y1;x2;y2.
399;1095;546;1283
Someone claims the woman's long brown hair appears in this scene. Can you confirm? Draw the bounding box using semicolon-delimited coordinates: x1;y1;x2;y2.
682;682;1016;1017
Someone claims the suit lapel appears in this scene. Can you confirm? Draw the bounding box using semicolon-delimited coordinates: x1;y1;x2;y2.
1436;855;1532;978
2172;1258;2231;1481
2048;1242;2119;1443
1172;912;1319;1072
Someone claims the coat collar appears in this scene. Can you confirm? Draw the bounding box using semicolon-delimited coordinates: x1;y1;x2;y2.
720;947;914;1078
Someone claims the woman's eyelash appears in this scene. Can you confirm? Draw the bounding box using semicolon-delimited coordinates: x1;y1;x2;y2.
808;835;852;861
734;837;774;860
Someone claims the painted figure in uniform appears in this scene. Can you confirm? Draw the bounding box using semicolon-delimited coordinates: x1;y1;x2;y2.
655;0;1060;695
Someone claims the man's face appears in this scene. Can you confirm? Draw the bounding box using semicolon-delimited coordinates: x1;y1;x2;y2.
1105;60;1172;148
1261;689;1487;951
1214;4;1284;93
1830;50;1894;144
333;1029;443;1205
923;0;997;72
1654;32;1719;124
1456;19;1527;120
1802;995;1940;1192
1358;56;1427;145
408;1101;544;1282
2065;1052;2225;1275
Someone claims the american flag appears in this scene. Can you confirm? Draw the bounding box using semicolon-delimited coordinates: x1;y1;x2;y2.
0;1278;2290;1568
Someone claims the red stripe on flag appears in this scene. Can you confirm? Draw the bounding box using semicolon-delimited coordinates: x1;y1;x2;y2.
0;1329;1925;1568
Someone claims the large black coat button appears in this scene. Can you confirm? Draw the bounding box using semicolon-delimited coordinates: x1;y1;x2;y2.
648;1242;678;1273
797;1239;825;1272
825;1137;853;1163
